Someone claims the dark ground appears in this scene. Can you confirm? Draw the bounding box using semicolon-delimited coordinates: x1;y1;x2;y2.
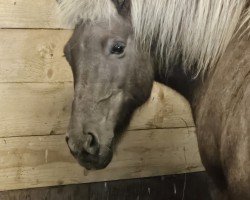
0;172;212;200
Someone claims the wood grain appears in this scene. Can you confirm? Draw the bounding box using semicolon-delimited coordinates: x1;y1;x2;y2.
0;0;66;29
0;83;73;138
0;29;72;83
0;127;203;191
0;82;194;138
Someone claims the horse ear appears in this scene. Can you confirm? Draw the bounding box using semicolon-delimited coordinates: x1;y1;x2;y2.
111;0;131;19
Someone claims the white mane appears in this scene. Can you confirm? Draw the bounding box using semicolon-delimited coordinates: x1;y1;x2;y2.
58;0;250;76
58;0;116;26
131;0;250;76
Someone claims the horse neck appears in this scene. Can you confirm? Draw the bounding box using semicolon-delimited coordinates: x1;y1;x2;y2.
157;34;250;124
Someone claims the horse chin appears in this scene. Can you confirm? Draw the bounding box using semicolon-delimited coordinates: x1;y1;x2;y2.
76;149;113;170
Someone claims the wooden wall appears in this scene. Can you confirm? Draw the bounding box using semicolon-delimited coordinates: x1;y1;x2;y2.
0;0;203;191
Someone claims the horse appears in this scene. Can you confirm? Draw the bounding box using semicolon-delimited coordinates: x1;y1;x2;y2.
59;1;250;199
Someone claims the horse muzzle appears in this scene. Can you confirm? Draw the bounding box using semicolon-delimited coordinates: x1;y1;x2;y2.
66;135;113;170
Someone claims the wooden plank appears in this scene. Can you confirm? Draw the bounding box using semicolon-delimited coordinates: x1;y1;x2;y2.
0;184;90;200
0;0;66;29
130;173;211;200
0;29;73;83
89;180;141;200
0;82;194;138
0;172;211;200
0;127;203;191
0;83;73;138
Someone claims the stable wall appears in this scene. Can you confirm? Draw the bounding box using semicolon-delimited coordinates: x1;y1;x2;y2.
0;0;203;191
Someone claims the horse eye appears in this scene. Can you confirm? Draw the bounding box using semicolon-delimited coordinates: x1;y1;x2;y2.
110;42;126;54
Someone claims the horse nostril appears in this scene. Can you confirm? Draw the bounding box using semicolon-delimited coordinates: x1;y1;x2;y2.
85;132;99;155
88;132;96;147
65;136;69;143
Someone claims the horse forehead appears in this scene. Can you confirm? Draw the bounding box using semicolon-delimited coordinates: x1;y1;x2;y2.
82;20;130;39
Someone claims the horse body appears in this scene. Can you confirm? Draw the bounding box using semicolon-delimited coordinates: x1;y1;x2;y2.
190;35;250;199
154;26;250;200
59;0;250;199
